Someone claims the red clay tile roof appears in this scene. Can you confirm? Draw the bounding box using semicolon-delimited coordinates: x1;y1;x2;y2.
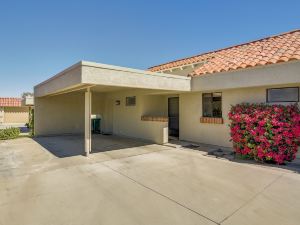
0;98;22;107
148;29;300;76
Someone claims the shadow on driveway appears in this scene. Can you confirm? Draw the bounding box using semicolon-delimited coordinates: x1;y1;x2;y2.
33;134;152;158
168;139;300;174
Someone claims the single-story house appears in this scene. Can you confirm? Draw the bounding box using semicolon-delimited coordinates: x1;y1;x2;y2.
34;29;300;156
0;97;32;125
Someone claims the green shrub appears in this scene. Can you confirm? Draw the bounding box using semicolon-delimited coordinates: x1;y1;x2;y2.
0;127;20;140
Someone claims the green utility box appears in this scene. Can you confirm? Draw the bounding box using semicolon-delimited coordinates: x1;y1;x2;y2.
91;118;101;134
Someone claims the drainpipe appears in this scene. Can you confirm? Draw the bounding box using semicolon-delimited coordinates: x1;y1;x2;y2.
85;88;92;156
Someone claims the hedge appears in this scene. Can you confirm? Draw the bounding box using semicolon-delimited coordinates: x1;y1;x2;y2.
0;127;20;140
228;103;300;164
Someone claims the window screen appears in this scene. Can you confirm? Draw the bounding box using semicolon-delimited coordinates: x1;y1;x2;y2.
126;96;136;106
267;87;299;102
202;92;222;118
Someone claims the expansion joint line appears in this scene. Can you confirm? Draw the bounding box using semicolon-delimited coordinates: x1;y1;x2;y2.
220;173;284;224
102;163;220;225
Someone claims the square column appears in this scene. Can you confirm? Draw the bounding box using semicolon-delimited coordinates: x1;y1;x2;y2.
85;89;92;156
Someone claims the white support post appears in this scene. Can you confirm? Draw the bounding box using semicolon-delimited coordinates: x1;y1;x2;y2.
85;88;92;156
0;107;4;124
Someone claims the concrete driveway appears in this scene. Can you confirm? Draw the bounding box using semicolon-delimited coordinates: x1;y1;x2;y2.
0;135;299;225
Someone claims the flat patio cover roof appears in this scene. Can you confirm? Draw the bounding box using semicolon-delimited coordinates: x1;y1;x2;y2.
35;61;191;97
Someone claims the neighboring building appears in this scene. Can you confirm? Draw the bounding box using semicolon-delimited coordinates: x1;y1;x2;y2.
0;98;31;124
34;29;300;155
22;94;34;107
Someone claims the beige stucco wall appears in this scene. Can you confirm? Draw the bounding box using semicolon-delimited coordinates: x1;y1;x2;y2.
106;90;169;144
3;107;29;124
192;61;300;92
34;92;85;136
81;62;191;92
34;65;82;97
180;84;300;147
34;89;169;144
34;61;191;98
91;92;114;133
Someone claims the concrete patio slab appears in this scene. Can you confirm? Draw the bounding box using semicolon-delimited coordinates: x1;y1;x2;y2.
0;163;214;225
103;149;284;223
222;172;300;225
0;136;299;225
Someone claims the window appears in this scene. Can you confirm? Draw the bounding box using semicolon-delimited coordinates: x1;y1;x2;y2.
126;96;136;106
202;92;222;118
267;87;299;102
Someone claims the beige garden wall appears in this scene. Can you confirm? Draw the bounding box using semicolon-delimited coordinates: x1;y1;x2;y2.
3;107;29;124
180;84;300;147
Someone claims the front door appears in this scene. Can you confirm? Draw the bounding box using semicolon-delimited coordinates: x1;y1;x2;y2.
168;97;179;137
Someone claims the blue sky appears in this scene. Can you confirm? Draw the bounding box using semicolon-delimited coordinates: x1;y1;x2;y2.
0;0;299;97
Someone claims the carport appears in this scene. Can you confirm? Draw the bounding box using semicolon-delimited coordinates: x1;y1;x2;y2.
34;61;191;156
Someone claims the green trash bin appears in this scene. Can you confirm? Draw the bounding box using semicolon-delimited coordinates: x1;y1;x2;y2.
91;118;101;134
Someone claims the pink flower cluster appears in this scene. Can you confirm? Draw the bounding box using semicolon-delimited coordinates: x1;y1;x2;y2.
228;103;300;164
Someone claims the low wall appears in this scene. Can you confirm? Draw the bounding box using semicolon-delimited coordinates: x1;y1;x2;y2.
135;120;168;144
3;107;29;124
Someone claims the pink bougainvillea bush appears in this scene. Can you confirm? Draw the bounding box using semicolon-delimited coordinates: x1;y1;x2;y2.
228;103;300;164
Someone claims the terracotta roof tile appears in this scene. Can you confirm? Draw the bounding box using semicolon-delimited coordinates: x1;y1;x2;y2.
0;98;22;107
148;29;300;76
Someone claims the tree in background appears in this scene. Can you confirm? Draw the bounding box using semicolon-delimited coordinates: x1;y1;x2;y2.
21;92;33;99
